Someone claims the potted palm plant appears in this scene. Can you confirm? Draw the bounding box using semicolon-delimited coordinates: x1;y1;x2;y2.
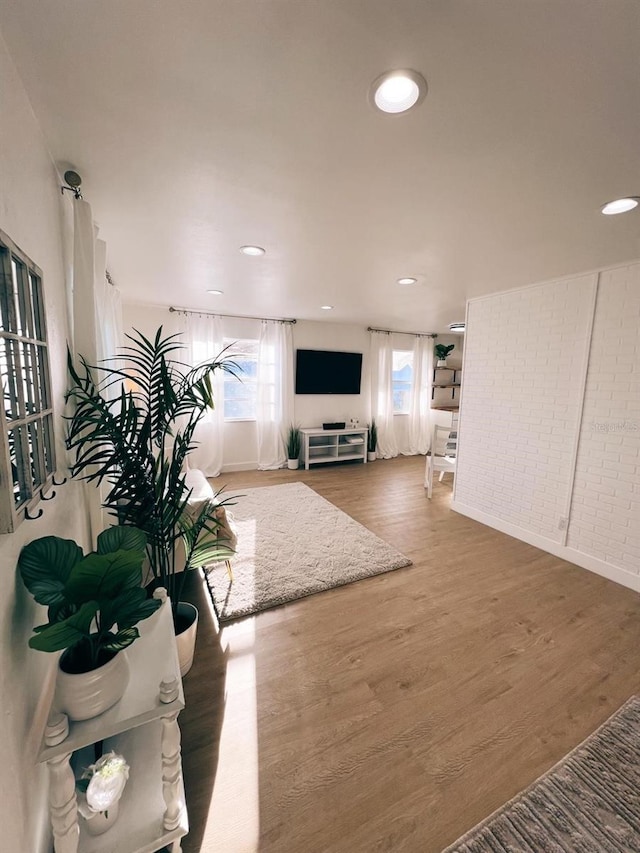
17;526;160;720
434;343;455;367
367;419;378;461
65;327;239;670
285;424;302;469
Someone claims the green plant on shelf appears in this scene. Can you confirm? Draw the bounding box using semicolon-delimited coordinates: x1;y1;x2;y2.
434;343;455;362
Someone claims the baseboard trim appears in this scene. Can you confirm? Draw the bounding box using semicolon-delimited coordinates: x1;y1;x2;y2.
451;500;640;594
220;462;259;473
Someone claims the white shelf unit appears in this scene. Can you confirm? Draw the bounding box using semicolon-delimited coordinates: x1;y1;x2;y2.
38;590;188;853
301;427;368;470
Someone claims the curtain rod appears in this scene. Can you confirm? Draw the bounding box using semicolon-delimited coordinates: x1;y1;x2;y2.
368;326;437;338
169;306;296;324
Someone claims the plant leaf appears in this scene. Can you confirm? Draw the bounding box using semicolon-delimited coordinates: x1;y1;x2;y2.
101;626;140;653
97;526;147;555
99;586;161;632
29;602;99;652
18;537;84;607
65;551;144;604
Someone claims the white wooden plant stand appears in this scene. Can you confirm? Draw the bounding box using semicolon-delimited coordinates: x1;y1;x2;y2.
38;589;188;853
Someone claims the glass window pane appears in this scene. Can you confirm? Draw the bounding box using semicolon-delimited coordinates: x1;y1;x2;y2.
20;343;37;414
36;345;50;408
10;259;22;334
392;350;413;413
43;413;55;475
15;260;33;338
31;274;44;340
12;425;30;505
223;338;258;419
0;249;13;333
2;338;19;420
224;398;256;419
8;427;22;505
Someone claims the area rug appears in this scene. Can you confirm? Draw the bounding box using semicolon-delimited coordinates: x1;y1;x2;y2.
204;481;411;621
443;695;640;852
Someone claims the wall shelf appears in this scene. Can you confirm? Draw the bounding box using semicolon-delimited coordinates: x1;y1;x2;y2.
431;367;462;405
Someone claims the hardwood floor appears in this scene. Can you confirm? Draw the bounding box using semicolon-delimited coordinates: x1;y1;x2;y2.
176;455;640;853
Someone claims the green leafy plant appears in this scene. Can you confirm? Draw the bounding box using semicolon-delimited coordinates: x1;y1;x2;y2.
434;343;455;360
65;327;240;615
367;419;378;454
17;526;160;673
285;424;302;460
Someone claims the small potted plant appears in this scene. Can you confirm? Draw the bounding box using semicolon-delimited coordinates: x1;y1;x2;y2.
434;343;455;367
285;424;302;469
17;526;161;721
367;419;378;461
76;751;130;836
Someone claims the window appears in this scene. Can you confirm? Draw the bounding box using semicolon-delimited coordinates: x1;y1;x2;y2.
392;350;413;414
223;338;258;420
0;230;56;532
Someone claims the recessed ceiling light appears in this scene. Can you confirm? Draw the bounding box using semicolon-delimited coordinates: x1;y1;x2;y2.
397;277;418;285
601;197;639;215
207;289;224;295
239;245;266;256
321;305;333;310
448;322;466;333
370;69;427;114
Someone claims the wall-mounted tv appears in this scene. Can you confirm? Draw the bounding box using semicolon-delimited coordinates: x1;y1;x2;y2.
295;349;362;395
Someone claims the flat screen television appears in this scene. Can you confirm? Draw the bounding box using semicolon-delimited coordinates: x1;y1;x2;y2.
295;349;362;395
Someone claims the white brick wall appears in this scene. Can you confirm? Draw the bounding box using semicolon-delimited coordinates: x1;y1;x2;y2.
567;264;640;573
453;261;640;588
454;274;596;542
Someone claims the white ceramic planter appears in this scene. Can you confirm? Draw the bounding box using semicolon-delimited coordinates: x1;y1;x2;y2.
84;802;120;836
287;458;299;470
437;359;448;367
175;601;198;677
56;651;129;722
367;451;376;462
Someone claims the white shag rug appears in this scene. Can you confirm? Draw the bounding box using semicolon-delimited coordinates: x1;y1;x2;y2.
204;481;412;622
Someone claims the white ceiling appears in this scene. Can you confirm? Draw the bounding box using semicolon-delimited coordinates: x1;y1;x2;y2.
1;0;639;332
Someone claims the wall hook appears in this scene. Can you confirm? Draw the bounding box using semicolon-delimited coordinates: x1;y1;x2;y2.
25;506;44;521
52;475;68;487
40;487;56;501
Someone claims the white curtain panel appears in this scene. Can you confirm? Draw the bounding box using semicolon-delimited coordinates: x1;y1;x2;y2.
71;199;99;364
369;331;398;459
181;313;225;477
406;335;432;455
70;200;124;538
256;320;293;470
94;237;123;391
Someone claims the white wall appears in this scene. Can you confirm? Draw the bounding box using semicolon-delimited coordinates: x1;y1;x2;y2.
292;320;370;430
566;264;640;574
453;262;640;591
123;304;373;470
0;28;91;852
123;302;463;469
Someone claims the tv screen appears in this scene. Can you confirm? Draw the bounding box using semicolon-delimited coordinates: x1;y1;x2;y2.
295;349;362;395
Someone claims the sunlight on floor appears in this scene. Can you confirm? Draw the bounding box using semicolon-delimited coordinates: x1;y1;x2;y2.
199;583;260;852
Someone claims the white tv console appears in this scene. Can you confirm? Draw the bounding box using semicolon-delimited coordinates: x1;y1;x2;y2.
300;427;368;470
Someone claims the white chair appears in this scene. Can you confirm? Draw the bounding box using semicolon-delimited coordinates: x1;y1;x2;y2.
424;424;457;499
